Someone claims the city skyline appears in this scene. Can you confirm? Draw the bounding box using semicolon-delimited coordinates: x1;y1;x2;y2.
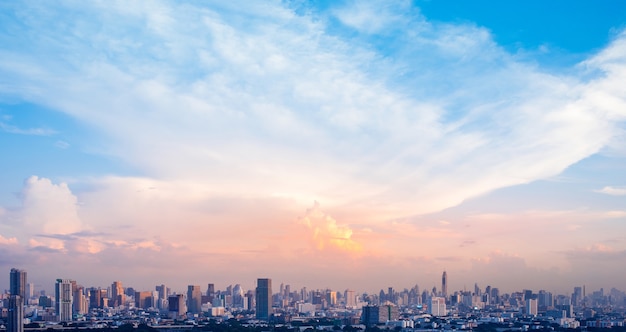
6;268;624;330
3;268;622;300
1;1;626;293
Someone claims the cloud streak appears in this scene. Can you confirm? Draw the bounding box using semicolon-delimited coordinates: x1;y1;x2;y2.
595;186;626;196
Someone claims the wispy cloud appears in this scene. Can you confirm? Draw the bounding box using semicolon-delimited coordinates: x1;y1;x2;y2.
0;1;624;219
0;1;625;291
0;121;55;135
595;186;626;196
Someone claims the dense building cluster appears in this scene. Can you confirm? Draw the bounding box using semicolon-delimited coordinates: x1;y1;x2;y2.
2;269;626;331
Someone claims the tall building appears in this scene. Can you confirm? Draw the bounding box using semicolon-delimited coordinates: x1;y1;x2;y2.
156;284;168;309
245;290;254;310
255;278;272;320
73;286;88;315
88;287;102;309
441;271;447;299
361;304;399;326
207;283;215;302
572;287;583;307
526;298;538;316
135;291;154;309
55;279;73;322
232;284;245;308
10;268;27;300
8;295;24;332
187;285;202;313
168;294;186;319
111;281;125;307
345;289;356;308
429;297;447;316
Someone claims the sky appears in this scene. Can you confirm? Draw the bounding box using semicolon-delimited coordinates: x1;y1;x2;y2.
1;0;625;296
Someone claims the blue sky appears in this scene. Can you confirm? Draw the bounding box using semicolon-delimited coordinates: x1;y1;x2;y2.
0;0;625;294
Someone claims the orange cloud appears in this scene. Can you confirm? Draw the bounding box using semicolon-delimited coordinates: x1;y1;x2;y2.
300;202;362;252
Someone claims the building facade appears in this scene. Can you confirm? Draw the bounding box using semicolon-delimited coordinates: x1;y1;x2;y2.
429;296;447;316
55;279;73;322
10;268;27;300
256;278;272;320
361;304;399;326
111;281;125;307
187;285;202;313
7;295;24;332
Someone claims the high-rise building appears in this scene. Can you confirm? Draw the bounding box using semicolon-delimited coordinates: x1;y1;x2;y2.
441;271;447;299
55;279;73;322
187;285;202;313
538;290;553;309
245;290;254;310
345;289;356;308
429;296;447;316
88;287;102;309
207;283;215;303
8;295;24;332
168;294;186;319
572;287;583;307
27;283;35;299
10;268;27;300
232;284;245;308
255;278;272;320
111;281;125;307
526;298;538;316
73;286;88;315
361;304;399;326
156;284;168;309
135;291;154;309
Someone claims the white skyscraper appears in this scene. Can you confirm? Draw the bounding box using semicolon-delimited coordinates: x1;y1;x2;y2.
55;279;73;322
429;296;447;316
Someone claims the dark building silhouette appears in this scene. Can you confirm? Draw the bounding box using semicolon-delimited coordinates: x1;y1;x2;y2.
361;304;399;326
442;271;447;299
10;268;27;300
168;294;186;318
256;278;272;320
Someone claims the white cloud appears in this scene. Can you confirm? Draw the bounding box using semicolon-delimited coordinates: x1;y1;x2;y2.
332;1;414;35
20;176;82;235
0;1;624;276
595;186;626;196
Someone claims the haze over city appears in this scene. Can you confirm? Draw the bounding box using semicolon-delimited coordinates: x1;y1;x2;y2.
1;1;625;294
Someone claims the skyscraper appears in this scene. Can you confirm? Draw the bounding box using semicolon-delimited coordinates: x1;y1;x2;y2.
10;268;27;300
345;289;356;308
361;304;399;326
55;279;73;322
207;283;215;302
111;281;125;307
168;294;186;319
187;285;202;313
255;278;272;320
429;296;447;316
441;271;447;299
7;295;24;332
526;298;538;316
156;284;168;309
134;291;153;309
8;268;26;332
